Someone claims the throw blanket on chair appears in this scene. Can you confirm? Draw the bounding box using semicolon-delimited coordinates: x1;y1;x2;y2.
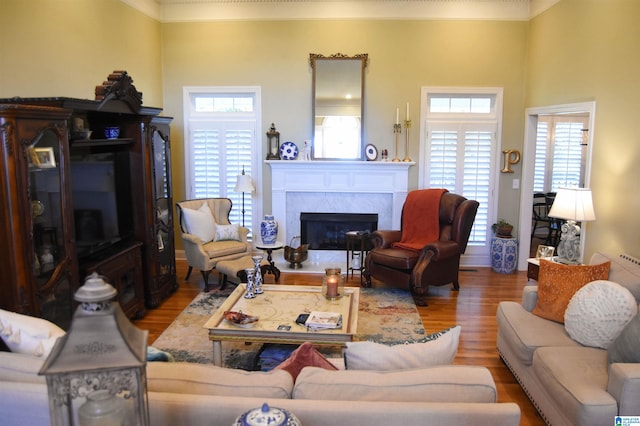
392;189;448;252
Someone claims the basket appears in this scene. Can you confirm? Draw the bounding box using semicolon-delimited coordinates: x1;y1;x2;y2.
284;236;309;269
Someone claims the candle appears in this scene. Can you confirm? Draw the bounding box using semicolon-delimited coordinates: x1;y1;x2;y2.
396;107;399;125
326;276;338;298
406;102;410;121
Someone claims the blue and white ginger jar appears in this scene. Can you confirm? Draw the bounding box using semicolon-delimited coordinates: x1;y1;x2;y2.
260;215;278;245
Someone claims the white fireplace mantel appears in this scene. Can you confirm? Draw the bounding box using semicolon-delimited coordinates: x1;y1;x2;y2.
266;160;414;249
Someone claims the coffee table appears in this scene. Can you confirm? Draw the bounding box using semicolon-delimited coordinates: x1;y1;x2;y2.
203;284;359;366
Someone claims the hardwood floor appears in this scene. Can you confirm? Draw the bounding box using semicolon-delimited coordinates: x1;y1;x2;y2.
134;260;545;426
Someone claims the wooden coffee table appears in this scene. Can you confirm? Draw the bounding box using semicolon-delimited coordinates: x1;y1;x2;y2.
203;284;359;366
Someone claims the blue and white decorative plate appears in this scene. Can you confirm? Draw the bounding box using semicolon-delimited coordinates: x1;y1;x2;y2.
280;142;299;160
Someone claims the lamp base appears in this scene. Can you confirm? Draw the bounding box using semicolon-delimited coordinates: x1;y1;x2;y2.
556;220;581;264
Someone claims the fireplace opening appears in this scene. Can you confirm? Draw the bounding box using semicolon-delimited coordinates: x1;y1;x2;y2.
300;212;378;250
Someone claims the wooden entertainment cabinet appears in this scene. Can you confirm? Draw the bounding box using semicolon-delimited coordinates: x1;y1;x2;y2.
0;72;177;328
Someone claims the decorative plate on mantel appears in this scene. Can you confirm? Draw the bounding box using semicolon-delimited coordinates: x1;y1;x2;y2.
365;144;378;161
280;141;299;160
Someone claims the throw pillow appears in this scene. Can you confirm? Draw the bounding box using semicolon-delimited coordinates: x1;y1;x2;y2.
182;202;216;243
608;310;640;364
0;309;65;357
531;259;610;323
274;342;338;380
213;223;241;242
564;280;638;349
343;325;461;370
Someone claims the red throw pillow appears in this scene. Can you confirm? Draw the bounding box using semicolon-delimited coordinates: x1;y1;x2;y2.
532;259;610;323
274;342;338;380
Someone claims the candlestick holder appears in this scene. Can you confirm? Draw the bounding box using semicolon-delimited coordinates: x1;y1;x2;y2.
392;123;402;162
403;119;412;162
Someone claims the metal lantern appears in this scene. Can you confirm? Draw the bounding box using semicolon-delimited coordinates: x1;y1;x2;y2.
39;272;150;426
266;123;280;160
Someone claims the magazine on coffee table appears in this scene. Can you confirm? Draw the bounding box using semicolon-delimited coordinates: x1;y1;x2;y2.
305;311;343;329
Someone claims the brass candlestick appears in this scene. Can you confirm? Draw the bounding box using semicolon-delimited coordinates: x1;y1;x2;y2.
393;123;402;162
403;119;412;162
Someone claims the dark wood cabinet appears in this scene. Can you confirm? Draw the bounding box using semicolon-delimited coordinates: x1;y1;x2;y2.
0;104;78;329
0;72;177;324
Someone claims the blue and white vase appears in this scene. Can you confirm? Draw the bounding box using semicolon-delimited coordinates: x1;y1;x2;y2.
252;255;264;294
491;236;518;274
260;215;278;245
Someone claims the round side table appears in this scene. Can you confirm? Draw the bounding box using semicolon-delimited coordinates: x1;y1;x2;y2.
255;241;283;282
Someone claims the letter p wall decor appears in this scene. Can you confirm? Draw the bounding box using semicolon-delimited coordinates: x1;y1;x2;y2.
501;149;521;173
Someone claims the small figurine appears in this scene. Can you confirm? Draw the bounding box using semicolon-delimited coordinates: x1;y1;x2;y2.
300;140;312;161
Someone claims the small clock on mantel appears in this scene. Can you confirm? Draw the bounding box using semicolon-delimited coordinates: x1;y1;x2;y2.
266;123;280;160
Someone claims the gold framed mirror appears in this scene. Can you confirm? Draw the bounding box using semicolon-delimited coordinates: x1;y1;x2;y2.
310;53;368;160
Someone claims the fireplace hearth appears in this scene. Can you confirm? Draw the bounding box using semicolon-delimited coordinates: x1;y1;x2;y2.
301;212;378;250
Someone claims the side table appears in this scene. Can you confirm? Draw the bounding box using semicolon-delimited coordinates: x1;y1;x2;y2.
255;241;283;282
346;231;372;282
527;258;540;281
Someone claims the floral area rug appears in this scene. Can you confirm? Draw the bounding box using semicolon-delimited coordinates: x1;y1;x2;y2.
152;286;425;370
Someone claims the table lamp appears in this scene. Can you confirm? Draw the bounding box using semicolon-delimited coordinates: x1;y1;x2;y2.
234;166;255;228
548;187;596;264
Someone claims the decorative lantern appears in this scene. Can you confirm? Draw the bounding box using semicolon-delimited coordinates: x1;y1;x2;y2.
266;123;280;160
322;267;345;300
39;273;150;426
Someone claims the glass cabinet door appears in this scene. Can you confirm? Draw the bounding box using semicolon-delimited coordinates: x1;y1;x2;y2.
152;129;173;275
28;128;73;328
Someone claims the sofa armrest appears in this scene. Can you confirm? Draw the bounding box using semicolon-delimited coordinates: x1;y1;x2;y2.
607;363;640;415
370;230;402;249
521;285;538;312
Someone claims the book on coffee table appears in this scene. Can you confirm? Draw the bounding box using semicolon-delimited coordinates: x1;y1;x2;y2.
305;311;342;329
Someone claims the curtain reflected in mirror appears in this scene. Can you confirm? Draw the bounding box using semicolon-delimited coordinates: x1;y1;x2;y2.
310;53;367;160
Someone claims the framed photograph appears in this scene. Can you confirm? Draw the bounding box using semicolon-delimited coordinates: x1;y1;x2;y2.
33;147;56;168
536;244;555;259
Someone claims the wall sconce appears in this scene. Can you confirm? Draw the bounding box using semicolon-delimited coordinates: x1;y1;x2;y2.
266;123;280;160
39;273;149;425
501;149;521;173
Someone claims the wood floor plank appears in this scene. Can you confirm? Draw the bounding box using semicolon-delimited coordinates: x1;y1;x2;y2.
134;260;544;426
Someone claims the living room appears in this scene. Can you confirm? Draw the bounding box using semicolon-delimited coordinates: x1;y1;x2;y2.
1;0;639;425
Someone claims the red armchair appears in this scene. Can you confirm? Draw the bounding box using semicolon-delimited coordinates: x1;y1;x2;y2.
363;191;479;306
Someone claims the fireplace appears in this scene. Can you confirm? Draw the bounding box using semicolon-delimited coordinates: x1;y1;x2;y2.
301;213;378;250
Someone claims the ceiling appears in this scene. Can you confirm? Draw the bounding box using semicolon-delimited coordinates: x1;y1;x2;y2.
124;0;561;22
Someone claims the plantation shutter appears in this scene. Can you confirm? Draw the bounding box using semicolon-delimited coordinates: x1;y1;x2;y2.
533;121;548;192
189;120;255;225
426;123;493;244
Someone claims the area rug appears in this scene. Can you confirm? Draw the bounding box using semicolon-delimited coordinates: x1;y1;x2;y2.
152;286;425;370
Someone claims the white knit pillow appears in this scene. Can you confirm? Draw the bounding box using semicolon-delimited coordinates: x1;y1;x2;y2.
564;280;638;349
0;309;65;357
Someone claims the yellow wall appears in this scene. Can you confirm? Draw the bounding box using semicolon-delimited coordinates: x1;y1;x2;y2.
162;19;528;226
0;0;163;106
526;0;640;258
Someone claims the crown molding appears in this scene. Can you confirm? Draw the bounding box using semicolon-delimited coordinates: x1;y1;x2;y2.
122;0;560;23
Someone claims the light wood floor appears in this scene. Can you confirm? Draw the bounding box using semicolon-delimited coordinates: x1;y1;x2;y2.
134;260;544;426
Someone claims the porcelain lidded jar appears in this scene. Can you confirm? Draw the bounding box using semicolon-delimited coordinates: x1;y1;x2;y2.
260;215;278;245
234;403;301;426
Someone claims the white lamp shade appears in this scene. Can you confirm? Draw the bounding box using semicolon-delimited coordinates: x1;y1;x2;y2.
548;187;596;221
234;173;255;193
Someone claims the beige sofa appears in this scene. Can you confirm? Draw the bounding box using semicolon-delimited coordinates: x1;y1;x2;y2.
0;352;520;426
497;252;640;425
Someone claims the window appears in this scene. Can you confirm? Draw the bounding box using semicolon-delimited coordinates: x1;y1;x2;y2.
183;87;262;230
421;88;503;266
533;115;588;192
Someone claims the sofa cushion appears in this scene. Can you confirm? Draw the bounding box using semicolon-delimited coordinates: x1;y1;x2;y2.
0;309;65;357
213;223;240;242
590;252;640;301
182;202;216;243
0;352;46;384
343;326;460;370
496;301;578;366
293;365;497;403
608;311;640;364
146;362;293;399
564;280;637;349
532;346;618;425
532;259;610;323
274;342;338;380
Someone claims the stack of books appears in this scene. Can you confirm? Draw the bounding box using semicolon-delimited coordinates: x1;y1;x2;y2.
304;311;343;330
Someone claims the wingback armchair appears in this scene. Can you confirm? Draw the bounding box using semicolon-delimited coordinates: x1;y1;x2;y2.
363;191;479;306
176;198;251;292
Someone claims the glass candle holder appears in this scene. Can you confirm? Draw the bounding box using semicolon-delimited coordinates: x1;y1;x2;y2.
322;267;344;300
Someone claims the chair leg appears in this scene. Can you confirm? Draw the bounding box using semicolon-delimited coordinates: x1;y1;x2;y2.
185;266;193;281
201;270;213;292
452;280;460;291
412;294;428;307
